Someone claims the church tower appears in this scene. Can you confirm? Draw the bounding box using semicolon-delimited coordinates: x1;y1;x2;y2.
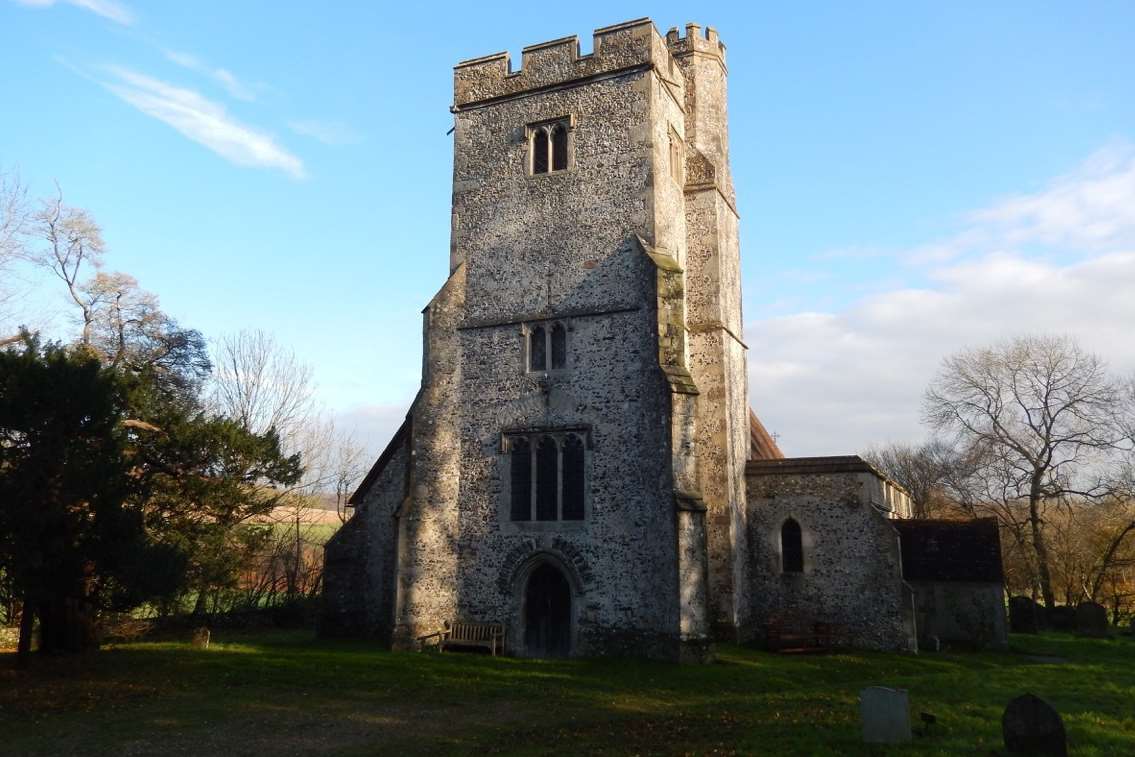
666;25;752;638
325;19;750;660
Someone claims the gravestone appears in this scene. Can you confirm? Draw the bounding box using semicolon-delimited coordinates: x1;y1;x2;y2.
190;627;211;650
1009;596;1040;634
860;687;912;744
1047;605;1075;632
1075;602;1109;637
1002;693;1066;756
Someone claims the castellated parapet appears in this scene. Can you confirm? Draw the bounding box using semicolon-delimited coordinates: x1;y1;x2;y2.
664;23;728;69
454;18;693;108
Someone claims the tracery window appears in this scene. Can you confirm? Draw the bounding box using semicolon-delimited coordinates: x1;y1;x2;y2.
506;431;587;522
781;518;804;574
527;321;568;372
529;117;572;175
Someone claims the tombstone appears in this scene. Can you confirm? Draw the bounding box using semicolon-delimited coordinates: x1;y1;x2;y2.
1075;602;1109;637
190;627;211;650
1009;596;1040;634
1002;693;1066;756
1047;605;1076;632
859;687;912;744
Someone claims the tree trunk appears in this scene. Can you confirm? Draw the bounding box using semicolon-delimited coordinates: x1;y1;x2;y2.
37;596;98;654
16;594;35;666
1028;484;1057;608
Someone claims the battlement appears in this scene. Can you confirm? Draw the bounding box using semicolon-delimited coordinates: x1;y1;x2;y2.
664;23;727;67
453;18;682;109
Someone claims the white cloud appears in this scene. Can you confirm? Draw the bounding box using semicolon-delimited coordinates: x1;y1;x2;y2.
749;144;1135;456
909;143;1135;265
13;0;133;25
99;66;305;178
971;143;1135;251
288;119;363;146
163;49;257;102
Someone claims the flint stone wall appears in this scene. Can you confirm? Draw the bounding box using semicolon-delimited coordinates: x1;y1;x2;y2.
745;465;918;651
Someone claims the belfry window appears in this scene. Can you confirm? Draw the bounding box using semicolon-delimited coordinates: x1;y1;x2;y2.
527;321;568;372
529;325;547;371
550;323;567;369
531;128;549;174
551;124;568;171
781;518;804;574
529;117;572;175
506;431;587;522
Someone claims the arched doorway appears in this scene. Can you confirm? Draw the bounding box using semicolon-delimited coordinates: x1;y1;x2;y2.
524;563;572;657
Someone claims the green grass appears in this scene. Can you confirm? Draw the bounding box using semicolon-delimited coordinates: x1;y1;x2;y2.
1;631;1133;755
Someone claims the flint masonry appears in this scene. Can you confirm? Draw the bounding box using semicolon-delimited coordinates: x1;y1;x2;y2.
322;18;1007;660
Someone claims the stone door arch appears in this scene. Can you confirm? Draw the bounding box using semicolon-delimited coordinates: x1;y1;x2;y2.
523;562;572;657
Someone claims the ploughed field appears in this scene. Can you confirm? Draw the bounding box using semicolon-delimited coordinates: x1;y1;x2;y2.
1;631;1132;755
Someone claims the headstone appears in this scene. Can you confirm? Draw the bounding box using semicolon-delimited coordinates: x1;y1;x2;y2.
190;627;211;649
1009;596;1040;634
860;686;912;744
1075;602;1109;637
1002;694;1066;756
1047;605;1076;632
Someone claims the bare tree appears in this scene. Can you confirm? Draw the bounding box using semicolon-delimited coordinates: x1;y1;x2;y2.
330;432;367;523
210;330;316;449
19;189;106;343
0;168;29;332
0;168;27;265
861;440;977;518
924;335;1134;608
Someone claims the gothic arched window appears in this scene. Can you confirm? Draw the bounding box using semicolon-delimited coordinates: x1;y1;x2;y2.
536;437;558;521
529;326;546;371
562;434;585;520
510;437;532;521
551;123;568;171
532;128;549;174
781;518;803;574
529;117;571;175
550;323;567;369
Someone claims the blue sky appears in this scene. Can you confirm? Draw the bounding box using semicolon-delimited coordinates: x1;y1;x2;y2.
3;1;1134;456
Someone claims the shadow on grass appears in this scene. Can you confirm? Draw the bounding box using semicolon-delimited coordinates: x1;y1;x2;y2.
1;631;1132;756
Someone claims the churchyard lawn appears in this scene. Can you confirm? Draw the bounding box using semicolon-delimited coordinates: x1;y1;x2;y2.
1;631;1132;755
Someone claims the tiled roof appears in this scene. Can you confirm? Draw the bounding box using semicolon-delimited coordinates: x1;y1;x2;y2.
749;408;784;460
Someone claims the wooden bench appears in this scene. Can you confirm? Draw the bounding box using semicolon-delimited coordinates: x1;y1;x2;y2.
766;614;847;653
418;621;505;656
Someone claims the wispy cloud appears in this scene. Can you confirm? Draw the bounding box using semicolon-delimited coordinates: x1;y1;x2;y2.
99;66;305;178
288;119;363;146
904;142;1135;265
163;49;257;102
12;0;133;25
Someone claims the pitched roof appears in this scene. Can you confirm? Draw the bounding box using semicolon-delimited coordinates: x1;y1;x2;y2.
347;415;411;506
894;517;1004;583
749;408;784;460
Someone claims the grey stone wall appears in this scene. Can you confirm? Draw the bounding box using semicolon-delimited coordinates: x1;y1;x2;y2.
668;25;751;640
908;581;1008;649
321;516;366;636
746;468;918;651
